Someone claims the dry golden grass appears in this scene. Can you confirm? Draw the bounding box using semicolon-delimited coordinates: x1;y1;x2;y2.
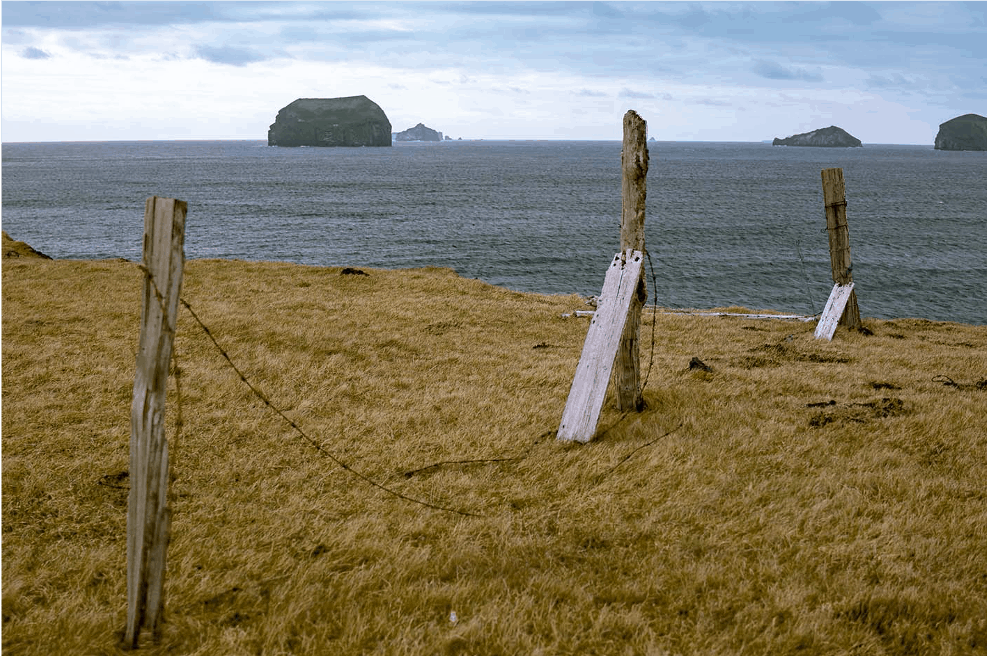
3;251;986;655
2;231;52;260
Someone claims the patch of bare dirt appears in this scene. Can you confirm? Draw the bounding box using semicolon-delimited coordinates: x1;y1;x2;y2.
736;341;852;369
808;397;907;427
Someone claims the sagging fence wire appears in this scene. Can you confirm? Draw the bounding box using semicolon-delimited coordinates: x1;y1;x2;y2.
142;261;676;520
177;296;482;518
641;248;659;398
795;239;819;318
142;262;480;517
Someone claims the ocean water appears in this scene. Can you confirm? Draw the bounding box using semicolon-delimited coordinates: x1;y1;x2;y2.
2;140;985;324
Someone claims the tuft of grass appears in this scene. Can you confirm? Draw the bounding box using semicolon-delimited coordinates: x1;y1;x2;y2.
3;254;986;655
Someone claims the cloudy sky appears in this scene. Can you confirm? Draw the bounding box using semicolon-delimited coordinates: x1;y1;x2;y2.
1;1;984;143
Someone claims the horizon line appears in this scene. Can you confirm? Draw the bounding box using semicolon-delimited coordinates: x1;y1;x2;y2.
2;138;937;147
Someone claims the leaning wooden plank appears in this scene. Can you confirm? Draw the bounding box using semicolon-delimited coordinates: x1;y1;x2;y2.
660;311;816;322
126;196;186;648
558;250;644;443
814;281;855;341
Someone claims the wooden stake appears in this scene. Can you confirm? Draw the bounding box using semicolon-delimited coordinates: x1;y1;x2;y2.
820;168;860;330
126;196;186;648
615;110;649;411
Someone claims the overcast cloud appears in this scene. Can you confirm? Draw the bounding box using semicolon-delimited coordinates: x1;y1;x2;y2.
1;1;984;142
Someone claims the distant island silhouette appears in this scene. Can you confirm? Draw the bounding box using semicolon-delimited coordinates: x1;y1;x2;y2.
935;114;987;151
268;96;391;147
772;126;862;148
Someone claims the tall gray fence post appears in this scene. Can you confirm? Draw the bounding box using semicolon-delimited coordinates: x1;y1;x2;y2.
126;196;186;647
615;110;649;411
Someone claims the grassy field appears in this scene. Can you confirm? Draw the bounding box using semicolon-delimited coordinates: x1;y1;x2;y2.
3;238;986;655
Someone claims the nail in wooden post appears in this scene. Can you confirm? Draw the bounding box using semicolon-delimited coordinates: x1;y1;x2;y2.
820;168;860;330
616;110;649;411
126;196;186;648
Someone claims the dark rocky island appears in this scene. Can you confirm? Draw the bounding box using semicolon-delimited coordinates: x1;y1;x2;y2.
934;113;987;151
268;96;391;147
772;126;862;148
393;123;442;142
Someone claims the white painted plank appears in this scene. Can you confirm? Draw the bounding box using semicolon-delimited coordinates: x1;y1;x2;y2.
814;282;855;340
558;250;644;443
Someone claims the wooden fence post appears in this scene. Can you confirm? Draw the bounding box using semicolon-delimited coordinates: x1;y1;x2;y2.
615;110;649;411
820;168;860;330
126;196;187;648
558;111;649;442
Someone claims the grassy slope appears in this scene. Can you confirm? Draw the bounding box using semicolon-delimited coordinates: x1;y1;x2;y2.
3;254;986;655
1;232;52;260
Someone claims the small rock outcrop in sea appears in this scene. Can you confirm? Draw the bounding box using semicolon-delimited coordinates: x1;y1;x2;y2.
772;126;862;148
393;123;443;142
268;96;392;147
934;114;987;151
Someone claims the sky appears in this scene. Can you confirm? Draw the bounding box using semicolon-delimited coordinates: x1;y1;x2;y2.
1;1;984;143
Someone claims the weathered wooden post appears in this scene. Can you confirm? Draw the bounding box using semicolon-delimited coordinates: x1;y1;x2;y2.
557;111;648;443
126;196;186;647
616;110;649;411
816;168;861;339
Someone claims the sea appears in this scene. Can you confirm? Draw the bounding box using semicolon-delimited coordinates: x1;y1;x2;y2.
2;139;985;325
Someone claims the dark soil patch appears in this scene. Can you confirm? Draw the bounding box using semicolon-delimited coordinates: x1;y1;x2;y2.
809;397;907;427
933;375;987;391
736;342;852;369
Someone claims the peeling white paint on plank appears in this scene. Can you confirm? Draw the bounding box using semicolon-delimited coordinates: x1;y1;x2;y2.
814;282;855;340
